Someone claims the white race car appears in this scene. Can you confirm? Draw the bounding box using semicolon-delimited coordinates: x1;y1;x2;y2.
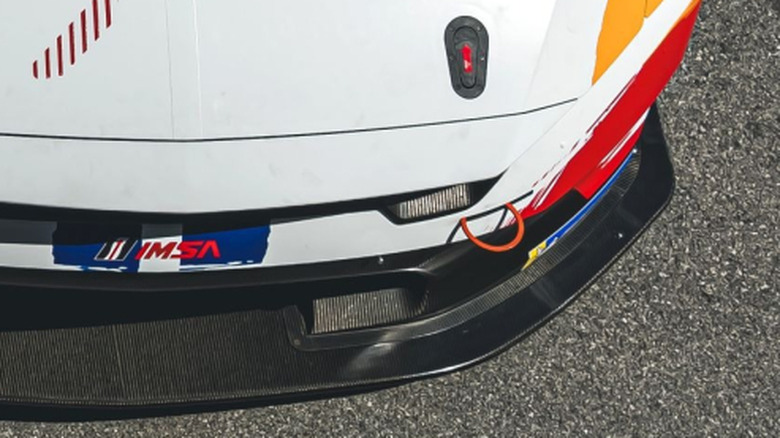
0;0;700;412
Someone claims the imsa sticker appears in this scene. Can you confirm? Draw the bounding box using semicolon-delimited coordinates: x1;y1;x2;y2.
53;225;270;272
95;239;221;262
134;240;220;261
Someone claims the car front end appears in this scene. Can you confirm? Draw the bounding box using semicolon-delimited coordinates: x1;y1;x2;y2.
0;0;700;412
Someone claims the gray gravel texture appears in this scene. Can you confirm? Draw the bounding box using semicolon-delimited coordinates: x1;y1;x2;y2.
1;0;778;436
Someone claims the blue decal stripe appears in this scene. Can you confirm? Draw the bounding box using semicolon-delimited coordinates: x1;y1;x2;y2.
525;150;637;269
550;150;636;242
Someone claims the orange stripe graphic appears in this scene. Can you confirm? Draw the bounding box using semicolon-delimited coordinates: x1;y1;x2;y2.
646;0;664;17
593;0;646;83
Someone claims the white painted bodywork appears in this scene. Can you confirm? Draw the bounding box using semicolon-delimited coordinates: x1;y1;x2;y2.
0;0;694;272
1;0;561;139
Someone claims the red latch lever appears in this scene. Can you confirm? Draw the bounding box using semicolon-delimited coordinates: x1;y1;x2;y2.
461;43;474;73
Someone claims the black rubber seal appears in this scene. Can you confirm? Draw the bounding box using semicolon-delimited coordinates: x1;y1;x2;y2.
445;16;489;99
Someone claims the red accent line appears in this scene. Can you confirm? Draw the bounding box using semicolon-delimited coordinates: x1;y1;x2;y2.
81;10;88;53
108;240;124;260
105;0;112;28
92;0;100;41
32;61;39;79
522;2;701;218
56;35;64;77
44;48;51;79
69;22;76;65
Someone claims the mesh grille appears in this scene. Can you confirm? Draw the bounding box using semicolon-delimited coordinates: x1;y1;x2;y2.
387;184;472;220
312;288;426;334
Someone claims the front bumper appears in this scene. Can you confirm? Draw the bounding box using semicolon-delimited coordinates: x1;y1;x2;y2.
0;106;673;416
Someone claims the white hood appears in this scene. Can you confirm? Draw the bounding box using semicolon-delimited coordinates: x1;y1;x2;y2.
0;0;564;140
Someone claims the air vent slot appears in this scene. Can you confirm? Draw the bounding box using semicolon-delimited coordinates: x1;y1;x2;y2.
384;178;497;223
311;287;427;334
387;184;472;221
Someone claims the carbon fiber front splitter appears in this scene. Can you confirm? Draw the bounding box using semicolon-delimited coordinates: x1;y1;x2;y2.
0;106;673;419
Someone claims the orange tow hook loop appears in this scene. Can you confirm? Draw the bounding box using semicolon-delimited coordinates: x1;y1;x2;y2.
460;203;525;253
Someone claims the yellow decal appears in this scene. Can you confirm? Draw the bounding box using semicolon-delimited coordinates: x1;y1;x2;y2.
523;242;548;270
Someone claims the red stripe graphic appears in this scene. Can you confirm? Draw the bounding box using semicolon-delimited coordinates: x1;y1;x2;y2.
33;0;117;79
105;0;112;28
69;22;76;65
92;0;100;41
108;240;124;261
44;48;51;79
56;35;64;77
81;10;88;53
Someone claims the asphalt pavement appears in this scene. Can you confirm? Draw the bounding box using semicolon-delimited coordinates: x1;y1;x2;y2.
1;0;778;436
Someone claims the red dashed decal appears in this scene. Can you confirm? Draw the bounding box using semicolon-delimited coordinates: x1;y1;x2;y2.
69;22;76;65
92;0;101;41
32;0;117;79
81;10;88;54
56;35;64;77
44;48;51;79
105;0;113;28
